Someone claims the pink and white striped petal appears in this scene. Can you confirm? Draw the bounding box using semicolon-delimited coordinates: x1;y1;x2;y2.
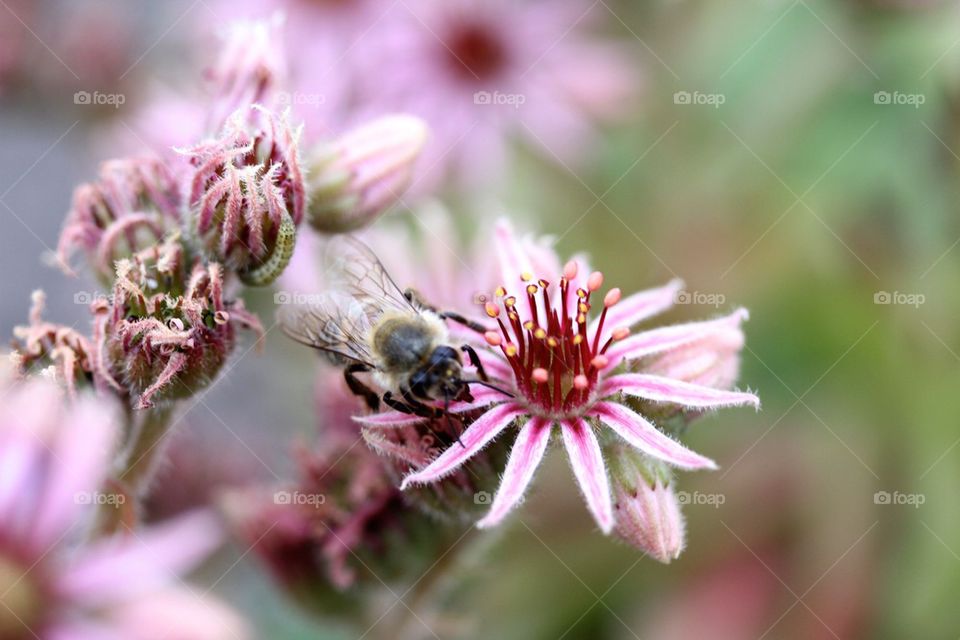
561;419;614;534
400;403;524;489
477;417;553;529
601;374;759;410
352;411;426;428
606;308;748;368
589;279;683;341
592;402;717;470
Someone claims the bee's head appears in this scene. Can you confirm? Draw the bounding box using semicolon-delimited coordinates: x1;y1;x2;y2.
411;346;464;401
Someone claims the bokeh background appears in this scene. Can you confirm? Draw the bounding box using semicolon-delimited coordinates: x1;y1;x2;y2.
2;0;960;638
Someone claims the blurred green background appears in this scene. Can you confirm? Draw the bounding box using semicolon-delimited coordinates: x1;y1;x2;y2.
2;0;960;638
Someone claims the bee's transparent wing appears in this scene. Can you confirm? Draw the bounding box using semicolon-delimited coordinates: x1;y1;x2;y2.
278;292;376;366
325;236;418;320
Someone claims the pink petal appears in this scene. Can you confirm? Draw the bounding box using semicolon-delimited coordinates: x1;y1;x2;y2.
601;374;759;410
592;402;717;470
561;419;613;534
59;510;222;606
589;279;682;341
34;396;119;546
606;308;748;368
494;219;534;288
352;411;426;428
477;417;553;529
400;403;523;489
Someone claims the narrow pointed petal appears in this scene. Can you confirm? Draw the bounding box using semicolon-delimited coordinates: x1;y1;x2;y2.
606;308;748;368
592;402;717;470
352;411;426;428
477;417;553;529
602;373;759;410
561;419;614;534
400;403;523;489
494;219;534;288
589;279;682;339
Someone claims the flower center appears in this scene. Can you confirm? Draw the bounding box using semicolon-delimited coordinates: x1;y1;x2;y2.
482;261;628;417
444;20;508;81
0;553;43;639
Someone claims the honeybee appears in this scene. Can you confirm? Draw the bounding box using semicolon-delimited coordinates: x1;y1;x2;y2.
279;238;506;418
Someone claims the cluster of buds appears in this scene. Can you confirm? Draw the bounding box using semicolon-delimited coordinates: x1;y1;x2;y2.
11;290;100;397
305;115;428;233
180;107;305;286
56;155;181;282
96;240;263;409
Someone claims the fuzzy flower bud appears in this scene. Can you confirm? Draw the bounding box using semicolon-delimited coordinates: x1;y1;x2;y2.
306;115;428;233
99;244;263;409
608;445;686;563
180;106;304;286
56;156;181;282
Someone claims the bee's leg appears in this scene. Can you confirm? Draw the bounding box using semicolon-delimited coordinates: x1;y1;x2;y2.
344;364;380;411
384;390;440;419
439;311;487;334
460;344;488;381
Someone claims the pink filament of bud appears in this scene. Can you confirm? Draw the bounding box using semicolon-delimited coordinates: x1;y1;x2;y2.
587;271;604;292
604;288;622;307
573;375;589;389
563;260;579;280
532;368;549;383
484;331;502;346
612;327;630;340
591;355;609;369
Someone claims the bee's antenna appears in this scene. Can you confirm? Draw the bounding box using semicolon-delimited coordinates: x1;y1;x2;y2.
463;379;515;397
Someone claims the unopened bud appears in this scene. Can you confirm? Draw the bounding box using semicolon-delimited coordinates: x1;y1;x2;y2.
608;446;685;563
306;115;428;233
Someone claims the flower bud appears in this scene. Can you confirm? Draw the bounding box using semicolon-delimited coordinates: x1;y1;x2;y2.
180;106;304;286
306;115;427;233
100;248;263;409
608;445;686;563
56;156;181;282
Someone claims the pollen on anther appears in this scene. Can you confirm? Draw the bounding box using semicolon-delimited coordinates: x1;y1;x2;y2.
576;288;587;299
484;302;500;318
521;271;533;282
546;337;558;348
532;368;549;383
504;296;516;308
495;286;507;297
505;343;518;357
612;327;631;340
563;260;579;281
523;320;535;330
578;302;589;314
573;335;584;345
526;284;538;295
533;327;547;339
484;331;502;346
573;374;589;389
604;288;622;307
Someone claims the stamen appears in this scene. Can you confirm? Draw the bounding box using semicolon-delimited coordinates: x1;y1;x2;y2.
532;368;549;383
590;355;608;369
563;259;578;280
612;327;630;340
604;288;621;307
484;302;500;318
495;286;507;297
587;271;604;292
484;331;502;346
521;271;533;282
573;374;589;389
533;327;547;340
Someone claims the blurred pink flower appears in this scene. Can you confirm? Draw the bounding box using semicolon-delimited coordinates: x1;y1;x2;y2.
387;221;758;533
352;0;640;187
0;378;248;639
